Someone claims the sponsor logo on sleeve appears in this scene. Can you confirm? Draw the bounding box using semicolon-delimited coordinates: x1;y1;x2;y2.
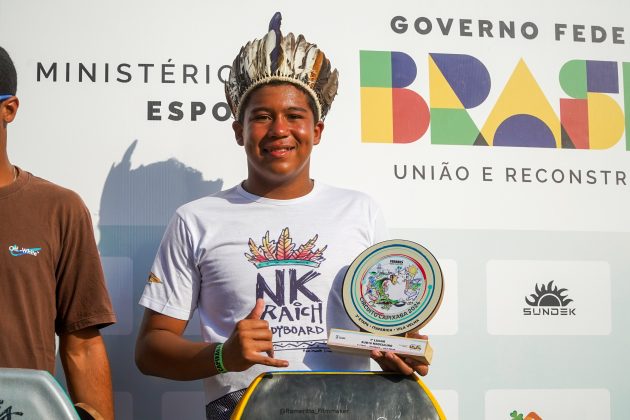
147;272;162;283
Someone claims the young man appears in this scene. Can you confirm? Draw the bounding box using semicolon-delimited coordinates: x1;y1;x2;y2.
0;46;117;420
136;13;428;419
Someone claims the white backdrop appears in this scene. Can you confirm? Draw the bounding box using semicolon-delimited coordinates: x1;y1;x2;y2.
2;1;629;419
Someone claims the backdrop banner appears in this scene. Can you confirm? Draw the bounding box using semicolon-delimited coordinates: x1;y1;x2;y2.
2;1;628;419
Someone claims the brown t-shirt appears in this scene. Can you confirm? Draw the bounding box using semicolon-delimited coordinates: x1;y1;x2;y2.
0;167;116;373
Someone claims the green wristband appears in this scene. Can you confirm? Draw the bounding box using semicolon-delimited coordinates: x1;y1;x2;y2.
214;343;228;374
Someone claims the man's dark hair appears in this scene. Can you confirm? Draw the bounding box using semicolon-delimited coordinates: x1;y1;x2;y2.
0;46;17;96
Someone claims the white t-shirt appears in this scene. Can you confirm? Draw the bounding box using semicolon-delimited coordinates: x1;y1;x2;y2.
139;182;388;404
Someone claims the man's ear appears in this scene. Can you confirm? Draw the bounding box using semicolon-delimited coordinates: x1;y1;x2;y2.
232;120;244;146
313;121;324;146
0;96;19;125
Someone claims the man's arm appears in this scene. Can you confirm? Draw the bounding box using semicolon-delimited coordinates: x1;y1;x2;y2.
135;299;289;381
134;309;215;380
59;327;114;420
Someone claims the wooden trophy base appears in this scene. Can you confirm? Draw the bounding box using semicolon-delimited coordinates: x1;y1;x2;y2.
327;328;433;364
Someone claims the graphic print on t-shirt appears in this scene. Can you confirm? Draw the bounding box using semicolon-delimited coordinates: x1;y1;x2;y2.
8;244;42;257
245;227;329;353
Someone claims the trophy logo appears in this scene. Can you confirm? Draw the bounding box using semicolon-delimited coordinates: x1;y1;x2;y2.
344;240;443;335
328;240;444;364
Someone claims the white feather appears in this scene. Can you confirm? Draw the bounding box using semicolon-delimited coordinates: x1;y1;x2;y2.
263;31;275;74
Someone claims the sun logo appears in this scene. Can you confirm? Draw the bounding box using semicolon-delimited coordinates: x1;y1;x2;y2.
525;280;573;307
245;227;327;268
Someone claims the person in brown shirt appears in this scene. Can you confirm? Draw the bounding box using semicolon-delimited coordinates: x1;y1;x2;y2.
0;46;117;420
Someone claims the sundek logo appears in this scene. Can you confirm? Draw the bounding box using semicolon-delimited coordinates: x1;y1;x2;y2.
523;280;575;316
360;51;628;149
9;244;42;257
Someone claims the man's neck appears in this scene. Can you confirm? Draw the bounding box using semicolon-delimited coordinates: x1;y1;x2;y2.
242;178;315;200
0;143;16;187
0;161;16;188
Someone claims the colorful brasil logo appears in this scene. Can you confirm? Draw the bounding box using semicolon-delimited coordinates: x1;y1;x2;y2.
360;51;629;149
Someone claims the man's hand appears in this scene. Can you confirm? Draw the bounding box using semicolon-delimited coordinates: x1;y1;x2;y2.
370;332;430;377
222;299;289;372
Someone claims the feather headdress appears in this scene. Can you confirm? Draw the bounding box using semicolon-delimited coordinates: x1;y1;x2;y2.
225;12;338;121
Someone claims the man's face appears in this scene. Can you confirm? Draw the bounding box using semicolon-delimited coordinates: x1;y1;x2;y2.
233;83;324;190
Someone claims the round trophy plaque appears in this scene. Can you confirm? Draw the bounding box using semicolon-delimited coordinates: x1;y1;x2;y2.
342;240;444;336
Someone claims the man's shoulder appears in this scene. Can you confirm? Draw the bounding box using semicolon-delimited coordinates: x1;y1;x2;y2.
317;183;378;205
174;185;240;217
22;171;86;208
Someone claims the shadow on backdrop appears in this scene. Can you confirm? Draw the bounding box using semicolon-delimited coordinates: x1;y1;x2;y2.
57;140;223;420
